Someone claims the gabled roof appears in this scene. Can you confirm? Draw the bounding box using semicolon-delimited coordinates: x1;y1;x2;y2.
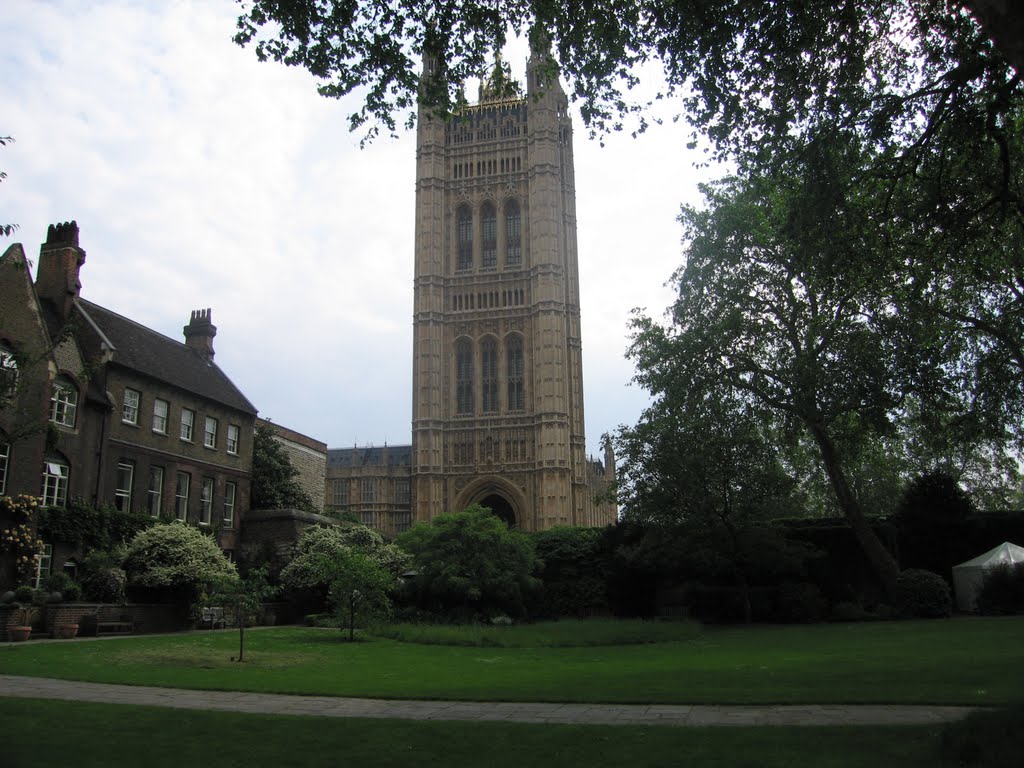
76;299;257;415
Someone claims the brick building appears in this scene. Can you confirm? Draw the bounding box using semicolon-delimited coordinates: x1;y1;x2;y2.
256;418;327;514
0;222;257;589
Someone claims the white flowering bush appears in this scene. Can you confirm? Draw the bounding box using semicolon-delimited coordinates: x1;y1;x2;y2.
123;522;236;593
281;523;409;591
0;495;45;584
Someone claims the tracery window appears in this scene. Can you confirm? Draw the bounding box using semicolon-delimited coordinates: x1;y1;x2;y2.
507;335;524;412
505;200;521;266
457;205;473;271
481;203;497;268
481;336;498;413
456;338;474;415
50;376;78;428
0;343;18;400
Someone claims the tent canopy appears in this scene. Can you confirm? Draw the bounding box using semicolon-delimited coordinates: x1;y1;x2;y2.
952;541;1024;612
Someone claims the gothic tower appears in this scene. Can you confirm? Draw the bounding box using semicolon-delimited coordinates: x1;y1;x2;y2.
411;44;613;531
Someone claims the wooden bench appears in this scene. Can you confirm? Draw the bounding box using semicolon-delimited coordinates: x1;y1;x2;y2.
81;607;135;636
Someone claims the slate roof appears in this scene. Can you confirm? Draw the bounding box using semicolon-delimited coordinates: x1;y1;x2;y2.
327;445;412;468
76;299;258;415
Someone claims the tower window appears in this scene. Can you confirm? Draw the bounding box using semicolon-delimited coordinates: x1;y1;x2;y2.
457;206;472;271
481;203;497;268
507;335;524;412
482;337;498;413
505;200;521;266
456;338;474;415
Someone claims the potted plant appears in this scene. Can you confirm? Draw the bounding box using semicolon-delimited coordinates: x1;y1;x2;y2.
53;622;79;639
7;585;40;641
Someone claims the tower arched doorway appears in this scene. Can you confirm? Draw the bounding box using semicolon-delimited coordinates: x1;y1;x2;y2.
479;493;516;528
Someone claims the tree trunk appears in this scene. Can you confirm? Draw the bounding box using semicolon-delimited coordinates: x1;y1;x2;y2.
348;595;356;642
809;424;900;598
238;623;245;663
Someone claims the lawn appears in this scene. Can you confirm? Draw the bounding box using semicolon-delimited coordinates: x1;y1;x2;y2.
1;616;1020;705
0;698;949;768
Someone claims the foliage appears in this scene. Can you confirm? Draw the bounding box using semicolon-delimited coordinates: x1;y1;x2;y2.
43;571;82;602
0;134;15;237
530;527;609;618
0;495;44;584
895;569;952;619
975;562;1024;615
122;523;236;605
940;703;1024;768
82;568;126;603
36;497;155;552
280;523;405;639
396;505;541;621
208;567;278;661
281;523;409;590
327;551;395;641
898;473;975;528
250;421;316;512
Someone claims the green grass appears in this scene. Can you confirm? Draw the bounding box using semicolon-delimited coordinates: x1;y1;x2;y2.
2;616;1021;705
369;618;704;646
0;698;948;768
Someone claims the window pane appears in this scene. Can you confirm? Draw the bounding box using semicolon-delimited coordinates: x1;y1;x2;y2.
0;441;9;495
42;459;69;507
204;417;218;449
180;409;194;441
227;424;239;455
153;399;169;433
223;481;236;527
50;378;78;428
115;461;134;512
148;466;164;517
200;477;213;524
123;389;140;424
456;339;473;415
457;206;472;270
481;204;496;268
175;472;190;520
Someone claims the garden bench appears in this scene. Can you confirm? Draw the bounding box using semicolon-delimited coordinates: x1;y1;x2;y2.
82;607;135;636
200;606;226;629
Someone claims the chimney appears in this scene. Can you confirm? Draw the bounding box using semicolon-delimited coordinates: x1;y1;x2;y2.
36;221;86;322
183;308;217;361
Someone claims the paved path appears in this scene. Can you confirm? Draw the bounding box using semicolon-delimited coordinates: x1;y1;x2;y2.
0;675;976;727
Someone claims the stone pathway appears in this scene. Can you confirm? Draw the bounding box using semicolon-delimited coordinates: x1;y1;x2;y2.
0;675;976;726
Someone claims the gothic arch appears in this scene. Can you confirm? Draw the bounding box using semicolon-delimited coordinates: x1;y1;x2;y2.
456;475;525;528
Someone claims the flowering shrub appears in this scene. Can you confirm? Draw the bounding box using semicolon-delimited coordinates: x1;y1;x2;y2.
0;495;44;584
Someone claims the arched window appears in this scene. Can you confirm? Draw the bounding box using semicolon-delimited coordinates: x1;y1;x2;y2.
456;338;474;415
49;376;78;428
482;337;498;413
505;200;521;266
0;343;18;400
42;455;69;507
481;203;497;268
507;335;524;412
456;206;473;271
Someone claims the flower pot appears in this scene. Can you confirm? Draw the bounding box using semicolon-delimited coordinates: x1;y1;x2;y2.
8;626;32;642
55;623;79;639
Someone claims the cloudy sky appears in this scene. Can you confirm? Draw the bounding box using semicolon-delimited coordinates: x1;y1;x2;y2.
2;1;720;457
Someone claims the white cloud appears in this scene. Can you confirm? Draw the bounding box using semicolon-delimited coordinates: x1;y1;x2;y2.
1;0;721;457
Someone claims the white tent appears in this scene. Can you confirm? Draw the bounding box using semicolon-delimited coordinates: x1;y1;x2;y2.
952;542;1024;612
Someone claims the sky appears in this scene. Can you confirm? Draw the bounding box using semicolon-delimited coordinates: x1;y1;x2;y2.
2;0;720;458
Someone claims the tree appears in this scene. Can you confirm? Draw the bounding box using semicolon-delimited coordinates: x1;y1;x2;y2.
615;387;812;621
122;522;237;608
209;566;277;661
396;505;540;621
250;421;315;512
1;134;16;237
279;524;402;639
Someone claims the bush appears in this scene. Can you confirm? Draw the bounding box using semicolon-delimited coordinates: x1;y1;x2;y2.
775;581;829;623
894;568;951;618
975;562;1024;615
82;567;127;603
13;584;34;603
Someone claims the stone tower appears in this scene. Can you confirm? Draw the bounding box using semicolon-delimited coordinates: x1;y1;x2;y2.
411;45;612;531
